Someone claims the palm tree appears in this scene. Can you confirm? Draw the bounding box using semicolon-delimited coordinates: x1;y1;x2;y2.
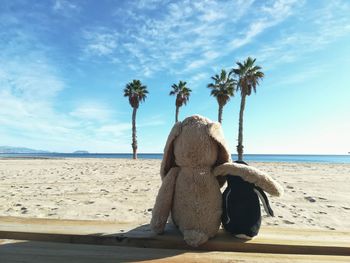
169;81;192;123
231;57;264;161
123;79;148;159
207;69;235;123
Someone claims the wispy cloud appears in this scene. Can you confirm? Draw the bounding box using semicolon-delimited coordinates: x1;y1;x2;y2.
82;0;257;76
53;0;79;13
97;123;131;138
229;0;301;50
251;1;350;71
134;0;169;10
70;103;115;122
139;114;166;127
187;72;209;90
0;23;138;152
2;0;349;154
230;21;268;49
81;0;304;79
82;27;119;57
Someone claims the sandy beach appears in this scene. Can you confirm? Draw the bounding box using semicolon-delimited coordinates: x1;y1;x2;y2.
0;158;349;231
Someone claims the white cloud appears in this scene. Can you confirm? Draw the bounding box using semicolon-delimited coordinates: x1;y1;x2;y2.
0;47;163;152
251;1;350;71
83;28;119;57
230;0;301;50
230;21;269;49
70;104;114;122
199;9;226;22
87;0;257;76
0;29;132;152
97;123;131;138
134;0;168;10
261;0;300;19
186;59;207;71
88;0;302;77
139;114;166;127
187;72;208;89
53;0;79;12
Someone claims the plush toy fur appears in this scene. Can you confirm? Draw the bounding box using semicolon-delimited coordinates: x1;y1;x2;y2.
150;115;283;247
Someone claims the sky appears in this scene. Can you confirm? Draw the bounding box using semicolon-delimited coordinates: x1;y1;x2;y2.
0;0;350;154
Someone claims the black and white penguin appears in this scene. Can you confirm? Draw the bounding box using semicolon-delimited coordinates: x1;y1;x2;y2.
222;161;275;239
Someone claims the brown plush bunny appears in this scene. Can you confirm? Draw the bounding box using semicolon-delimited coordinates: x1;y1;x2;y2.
150;115;283;247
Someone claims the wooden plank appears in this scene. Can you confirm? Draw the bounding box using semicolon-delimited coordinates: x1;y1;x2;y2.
0;216;349;256
1;239;349;263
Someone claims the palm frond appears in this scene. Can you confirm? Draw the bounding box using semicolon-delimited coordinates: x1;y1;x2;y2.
123;80;148;106
207;69;235;100
232;57;264;96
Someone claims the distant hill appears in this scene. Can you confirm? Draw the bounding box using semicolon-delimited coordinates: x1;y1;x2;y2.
73;150;89;154
0;146;49;154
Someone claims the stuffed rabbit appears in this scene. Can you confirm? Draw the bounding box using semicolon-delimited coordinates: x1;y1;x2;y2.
150;115;283;247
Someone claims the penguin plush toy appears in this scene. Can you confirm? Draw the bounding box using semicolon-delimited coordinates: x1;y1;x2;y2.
222;161;275;239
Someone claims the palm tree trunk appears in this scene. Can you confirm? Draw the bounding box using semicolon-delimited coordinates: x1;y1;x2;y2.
237;93;246;161
175;105;179;123
132;107;138;159
218;104;223;123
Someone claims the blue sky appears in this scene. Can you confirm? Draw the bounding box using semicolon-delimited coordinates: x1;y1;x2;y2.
1;0;349;154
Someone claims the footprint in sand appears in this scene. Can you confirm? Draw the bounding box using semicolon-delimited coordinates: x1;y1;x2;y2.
314;211;327;215
283;220;295;225
342;207;350;210
327;205;335;208
304;196;316;203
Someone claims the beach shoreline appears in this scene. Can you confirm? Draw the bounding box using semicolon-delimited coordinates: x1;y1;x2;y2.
0;158;349;231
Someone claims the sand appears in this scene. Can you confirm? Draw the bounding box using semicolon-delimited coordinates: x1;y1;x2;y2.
0;158;349;231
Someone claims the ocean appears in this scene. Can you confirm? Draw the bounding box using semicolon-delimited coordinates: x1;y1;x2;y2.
0;153;349;164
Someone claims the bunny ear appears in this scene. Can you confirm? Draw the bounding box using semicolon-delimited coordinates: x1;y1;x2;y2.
160;122;182;180
214;163;284;197
207;122;232;166
207;122;231;187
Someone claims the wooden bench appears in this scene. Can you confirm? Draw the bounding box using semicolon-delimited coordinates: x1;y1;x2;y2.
0;216;349;262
